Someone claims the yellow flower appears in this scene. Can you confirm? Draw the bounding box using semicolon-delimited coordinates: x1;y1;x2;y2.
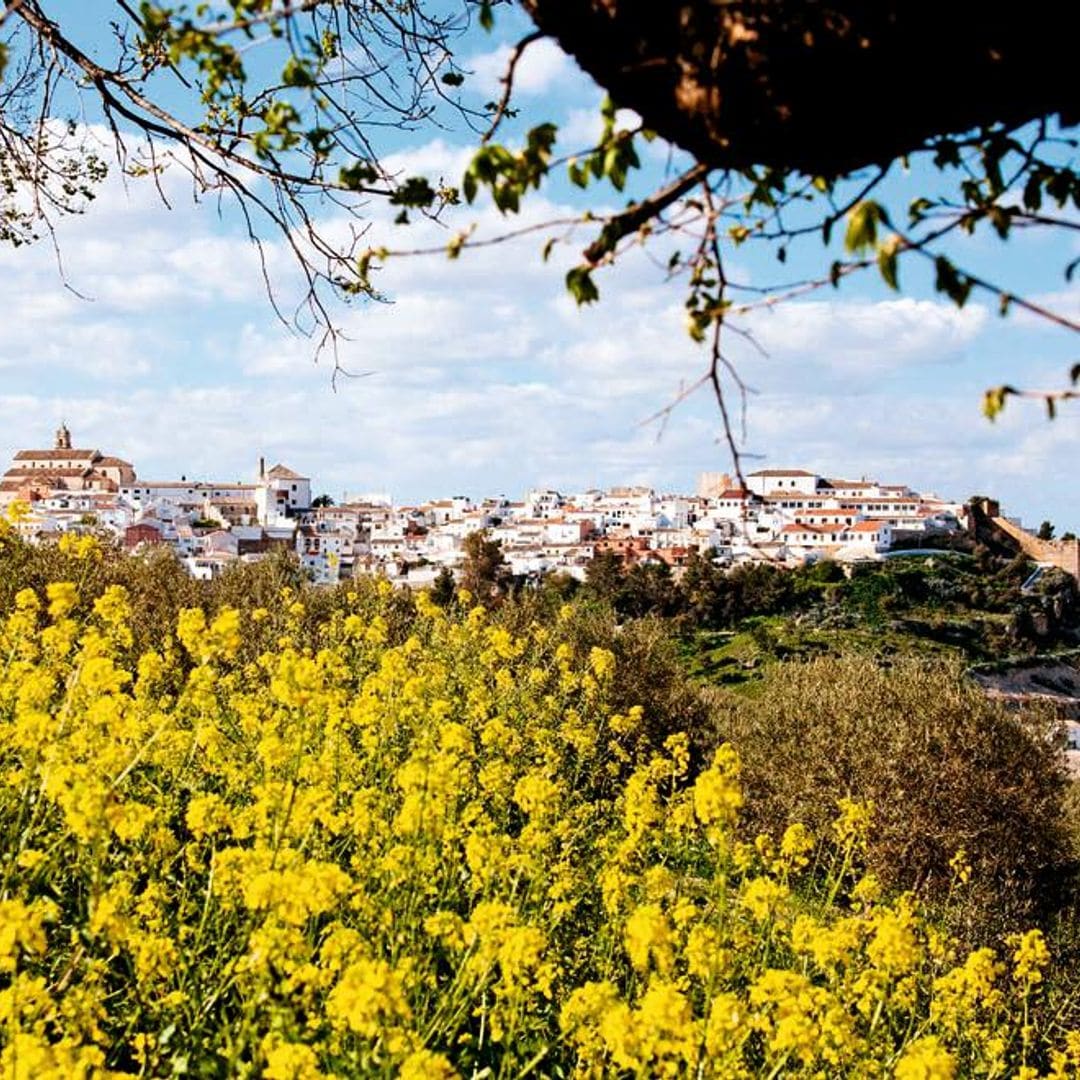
399;1049;459;1080
705;991;747;1057
588;646;615;680
931;947;1004;1024
867;900;921;977
93;584;131;635
46;582;78;620
262;1037;324;1079
851;871;883;906
948;847;972;885
833;797;874;849
739;877;789;924
326;956;412;1039
692;744;743;831
0;899;55;972
776;822;814;873
1010;928;1050;987
624;903;674;975
186;793;231;838
790;913;864;972
894;1035;956;1080
513;771;560;819
57;532;101;559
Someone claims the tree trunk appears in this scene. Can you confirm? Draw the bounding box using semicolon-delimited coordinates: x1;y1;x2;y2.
522;1;1078;176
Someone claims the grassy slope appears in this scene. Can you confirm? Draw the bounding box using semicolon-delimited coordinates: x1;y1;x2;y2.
678;553;1077;690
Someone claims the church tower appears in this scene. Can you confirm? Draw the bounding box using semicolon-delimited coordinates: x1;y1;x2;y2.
55;422;72;451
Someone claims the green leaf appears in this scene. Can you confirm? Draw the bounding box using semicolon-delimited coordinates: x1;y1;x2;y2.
988;205;1012;240
390;176;436;208
1070;362;1080;385
462;170;477;204
478;1;494;32
844;201;887;254
1022;173;1043;212
541;237;556;263
338;161;378;190
934;256;972;307
982;387;1005;421
441;72;465;87
876;238;900;291
566;265;599;306
982;385;1016;421
281;56;315;88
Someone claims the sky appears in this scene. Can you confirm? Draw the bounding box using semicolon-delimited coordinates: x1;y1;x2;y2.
1;6;1077;530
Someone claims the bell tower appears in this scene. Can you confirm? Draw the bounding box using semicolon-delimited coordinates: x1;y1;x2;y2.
55;422;72;450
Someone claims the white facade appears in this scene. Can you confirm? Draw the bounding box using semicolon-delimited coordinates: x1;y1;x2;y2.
746;469;822;497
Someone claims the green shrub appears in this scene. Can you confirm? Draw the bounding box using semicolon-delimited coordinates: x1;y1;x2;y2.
712;654;1073;940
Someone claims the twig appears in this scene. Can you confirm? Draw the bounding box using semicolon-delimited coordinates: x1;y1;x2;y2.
583;162;709;265
481;30;543;143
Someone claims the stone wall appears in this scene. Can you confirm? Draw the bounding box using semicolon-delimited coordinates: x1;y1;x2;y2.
972;499;1080;583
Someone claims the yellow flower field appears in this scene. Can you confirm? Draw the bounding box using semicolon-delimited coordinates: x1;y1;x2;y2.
0;556;1077;1077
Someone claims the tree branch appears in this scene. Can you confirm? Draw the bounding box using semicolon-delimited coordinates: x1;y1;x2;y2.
481;29;543;144
583;161;709;265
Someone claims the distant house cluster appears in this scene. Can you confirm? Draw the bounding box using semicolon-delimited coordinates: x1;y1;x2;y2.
1;429;969;584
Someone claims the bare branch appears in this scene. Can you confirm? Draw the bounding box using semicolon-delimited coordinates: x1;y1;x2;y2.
481;29;543;143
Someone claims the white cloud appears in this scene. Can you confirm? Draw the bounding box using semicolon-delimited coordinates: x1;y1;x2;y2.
0;131;1076;532
466;39;581;100
736;297;989;389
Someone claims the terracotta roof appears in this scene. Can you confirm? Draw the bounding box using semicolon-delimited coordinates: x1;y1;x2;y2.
13;449;98;461
716;489;752;499
839;497;916;506
130;482;256;491
848;520;886;533
96;456;134;468
781;523;845;535
749;468;816;477
266;464;306;480
4;467;93;479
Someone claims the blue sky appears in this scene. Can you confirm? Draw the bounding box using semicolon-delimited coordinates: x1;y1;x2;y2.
1;5;1077;529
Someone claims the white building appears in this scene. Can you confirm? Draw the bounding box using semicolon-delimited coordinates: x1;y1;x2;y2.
746;469;822;497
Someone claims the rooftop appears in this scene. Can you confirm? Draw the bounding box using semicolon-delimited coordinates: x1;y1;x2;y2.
266;463;307;480
14;449;98;461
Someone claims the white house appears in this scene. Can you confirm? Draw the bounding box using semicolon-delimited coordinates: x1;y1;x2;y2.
746;469;822;497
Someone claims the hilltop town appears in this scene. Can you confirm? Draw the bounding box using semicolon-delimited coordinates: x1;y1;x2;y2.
0;425;991;585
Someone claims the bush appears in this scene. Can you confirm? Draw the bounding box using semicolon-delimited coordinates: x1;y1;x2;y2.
713;655;1074;939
